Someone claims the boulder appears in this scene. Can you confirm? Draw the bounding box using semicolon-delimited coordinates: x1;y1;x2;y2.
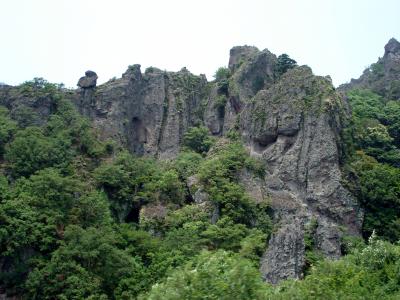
77;70;98;88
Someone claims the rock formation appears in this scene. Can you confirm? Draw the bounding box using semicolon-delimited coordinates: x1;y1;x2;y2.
239;65;361;282
73;66;208;158
340;38;400;100
77;70;98;89
67;45;363;283
0;42;368;284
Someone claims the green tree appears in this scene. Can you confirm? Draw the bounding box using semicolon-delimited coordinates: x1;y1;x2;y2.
26;225;148;299
142;250;268;300
182;126;214;155
349;152;400;241
214;67;231;95
271;236;400;299
4;127;72;177
275;54;297;77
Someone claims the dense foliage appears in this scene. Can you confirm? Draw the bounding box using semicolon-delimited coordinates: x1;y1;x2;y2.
343;89;400;241
0;84;271;298
1;78;400;299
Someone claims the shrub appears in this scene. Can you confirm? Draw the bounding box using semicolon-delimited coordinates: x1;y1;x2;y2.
182;126;214;155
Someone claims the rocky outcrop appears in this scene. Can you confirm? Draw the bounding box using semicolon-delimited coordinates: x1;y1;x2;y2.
77;70;98;88
69;47;362;283
0;44;363;284
260;218;305;284
73;66;208;158
0;84;58;127
237;65;362;282
340;38;400;100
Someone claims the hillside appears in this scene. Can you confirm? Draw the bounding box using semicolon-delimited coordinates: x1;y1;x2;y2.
0;39;399;299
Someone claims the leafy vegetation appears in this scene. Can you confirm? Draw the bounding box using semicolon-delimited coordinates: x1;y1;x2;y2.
0;85;271;298
343;89;400;242
182;126;215;155
275;53;297;78
142;250;269;300
267;234;400;299
1;74;400;299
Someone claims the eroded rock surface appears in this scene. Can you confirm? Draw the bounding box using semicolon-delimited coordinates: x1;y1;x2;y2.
0;43;366;285
74;66;208;158
77;70;98;89
237;65;362;282
69;47;363;283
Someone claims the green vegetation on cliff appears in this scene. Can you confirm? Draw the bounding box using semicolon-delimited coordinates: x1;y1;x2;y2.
0;85;272;298
1;51;400;300
343;89;400;242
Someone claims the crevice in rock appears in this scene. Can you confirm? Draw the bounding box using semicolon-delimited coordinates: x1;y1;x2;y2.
125;205;140;223
254;133;278;150
229;96;242;113
156;74;170;155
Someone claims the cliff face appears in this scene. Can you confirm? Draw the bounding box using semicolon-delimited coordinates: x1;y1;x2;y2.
239;65;361;282
74;65;208;159
0;45;363;284
72;47;362;283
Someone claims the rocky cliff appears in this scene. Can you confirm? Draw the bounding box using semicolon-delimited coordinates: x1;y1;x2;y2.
340;38;400;100
0;44;363;284
72;45;363;283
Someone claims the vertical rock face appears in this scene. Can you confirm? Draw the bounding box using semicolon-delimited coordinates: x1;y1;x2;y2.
260;219;305;284
70;47;362;283
0;44;364;285
74;66;208;158
237;65;362;282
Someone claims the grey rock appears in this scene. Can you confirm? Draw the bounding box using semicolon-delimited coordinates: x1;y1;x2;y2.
193;188;209;204
239;66;362;282
205;46;278;136
77;70;98;88
260;218;305;283
187;175;199;189
0;85;57;127
70;51;362;284
238;169;268;204
73;67;208;158
385;38;400;55
229;45;260;71
122;64;142;81
0;43;366;286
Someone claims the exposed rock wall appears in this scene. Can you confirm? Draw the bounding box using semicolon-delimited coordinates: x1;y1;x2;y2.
0;44;364;284
239;66;362;282
74;65;208;159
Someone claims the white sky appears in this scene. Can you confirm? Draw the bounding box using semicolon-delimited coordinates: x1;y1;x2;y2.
0;0;399;87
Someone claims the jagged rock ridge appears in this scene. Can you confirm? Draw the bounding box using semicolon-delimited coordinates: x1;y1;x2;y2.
0;43;365;284
72;45;362;283
340;38;400;100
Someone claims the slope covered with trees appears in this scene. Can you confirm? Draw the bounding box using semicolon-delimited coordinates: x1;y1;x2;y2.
1;39;400;299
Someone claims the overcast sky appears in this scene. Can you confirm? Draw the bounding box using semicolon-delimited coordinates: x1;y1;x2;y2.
1;0;399;87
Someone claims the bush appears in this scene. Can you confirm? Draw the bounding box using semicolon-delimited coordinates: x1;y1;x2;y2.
348;152;400;242
214;67;231;81
270;236;400;299
142;250;268;300
5;127;72;177
182;126;214;155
